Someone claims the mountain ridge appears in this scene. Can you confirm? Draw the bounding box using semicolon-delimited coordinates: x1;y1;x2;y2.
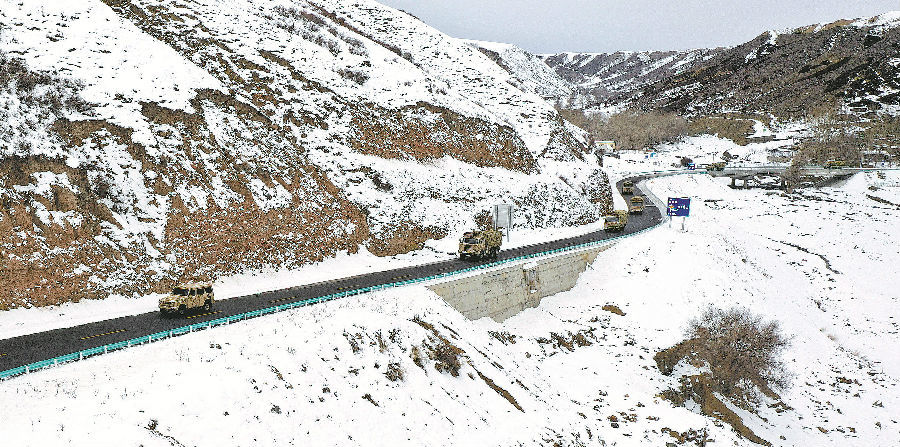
0;0;608;309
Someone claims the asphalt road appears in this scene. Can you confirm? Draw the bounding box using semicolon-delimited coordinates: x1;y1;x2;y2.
0;176;662;373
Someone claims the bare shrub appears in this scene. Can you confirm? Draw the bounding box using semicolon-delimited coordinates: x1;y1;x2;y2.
432;342;462;376
689;116;755;145
601;111;689;150
782;157;804;190
558;108;689;151
337;68;369;85
685;306;790;398
384;362;404;381
272;5;326;27
341;35;367;57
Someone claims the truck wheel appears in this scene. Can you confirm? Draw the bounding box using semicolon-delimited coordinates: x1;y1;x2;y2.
178;305;186;316
203;300;211;312
492;248;499;259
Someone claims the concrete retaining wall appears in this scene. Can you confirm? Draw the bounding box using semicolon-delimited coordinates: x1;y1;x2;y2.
428;244;613;322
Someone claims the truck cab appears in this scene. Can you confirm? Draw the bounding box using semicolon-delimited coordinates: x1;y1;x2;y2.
458;229;502;260
604;210;629;233
622;181;634;195
159;282;215;316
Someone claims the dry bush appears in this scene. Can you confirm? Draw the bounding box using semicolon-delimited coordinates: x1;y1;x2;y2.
795;113;900;166
557;108;592;131
384;362;404;382
689;116;755;145
432;342;462;376
337;68;369;85
782;157;804;189
559;109;689;151
686;306;790;398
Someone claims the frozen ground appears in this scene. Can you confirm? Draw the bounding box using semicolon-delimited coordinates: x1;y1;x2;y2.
1;143;899;445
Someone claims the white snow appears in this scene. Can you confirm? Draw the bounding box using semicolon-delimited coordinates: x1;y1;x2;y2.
3;137;900;446
3;163;899;445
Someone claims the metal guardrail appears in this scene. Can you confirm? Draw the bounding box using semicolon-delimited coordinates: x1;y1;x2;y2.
0;168;733;381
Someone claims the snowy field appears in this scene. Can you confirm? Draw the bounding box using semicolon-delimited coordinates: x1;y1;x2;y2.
1;155;898;445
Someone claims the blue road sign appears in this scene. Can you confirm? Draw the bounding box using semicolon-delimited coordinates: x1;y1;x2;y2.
687;162;696;170
667;197;690;217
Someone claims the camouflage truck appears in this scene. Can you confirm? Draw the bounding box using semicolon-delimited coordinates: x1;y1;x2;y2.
604;210;629;233
621;181;634;195
707;162;726;171
824;159;847;169
629;196;645;214
159;282;215;316
458;229;502;260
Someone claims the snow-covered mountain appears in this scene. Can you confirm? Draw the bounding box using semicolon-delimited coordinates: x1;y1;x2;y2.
0;0;609;308
540;49;722;110
543;12;900;117
466;40;586;108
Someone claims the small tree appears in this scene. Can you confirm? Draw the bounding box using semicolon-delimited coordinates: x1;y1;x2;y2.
686;306;790;399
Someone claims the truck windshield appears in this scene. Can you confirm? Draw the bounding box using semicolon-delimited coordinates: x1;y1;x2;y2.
172;288;189;296
462;238;482;244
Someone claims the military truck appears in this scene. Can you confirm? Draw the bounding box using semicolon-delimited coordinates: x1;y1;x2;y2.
159;282;215;316
629;196;645;214
621;181;634;195
458;229;502;260
604;210;628;233
707;162;726;171
824;159;846;169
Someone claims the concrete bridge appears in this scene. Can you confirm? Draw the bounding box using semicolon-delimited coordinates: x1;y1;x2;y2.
706;165;896;188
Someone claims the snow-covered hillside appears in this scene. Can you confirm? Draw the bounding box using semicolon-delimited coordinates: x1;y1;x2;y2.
465;40;585;108
542;11;900;117
540;49;723;112
2;137;898;446
0;0;606;309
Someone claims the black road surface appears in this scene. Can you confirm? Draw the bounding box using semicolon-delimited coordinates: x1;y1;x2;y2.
0;176;663;373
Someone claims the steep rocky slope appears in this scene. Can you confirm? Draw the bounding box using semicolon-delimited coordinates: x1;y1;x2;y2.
466;40;585;108
0;0;608;309
543;12;900;117
540;49;722;109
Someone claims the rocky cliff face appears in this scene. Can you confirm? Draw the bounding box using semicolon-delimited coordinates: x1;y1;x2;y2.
540;49;722;109
542;12;900;117
0;0;609;309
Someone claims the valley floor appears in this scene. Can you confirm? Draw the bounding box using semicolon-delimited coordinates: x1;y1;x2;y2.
1;153;899;446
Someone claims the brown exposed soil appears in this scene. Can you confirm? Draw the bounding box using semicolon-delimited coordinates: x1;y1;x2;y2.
349;102;537;173
366;220;447;257
661;374;771;446
602;304;625;316
475;369;524;412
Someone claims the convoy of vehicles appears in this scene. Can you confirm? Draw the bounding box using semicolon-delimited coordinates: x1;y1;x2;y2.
707;162;726;171
159;283;215;316
824;160;847;169
458;229;503;260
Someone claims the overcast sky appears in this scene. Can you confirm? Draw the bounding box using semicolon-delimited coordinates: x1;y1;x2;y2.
379;1;899;53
